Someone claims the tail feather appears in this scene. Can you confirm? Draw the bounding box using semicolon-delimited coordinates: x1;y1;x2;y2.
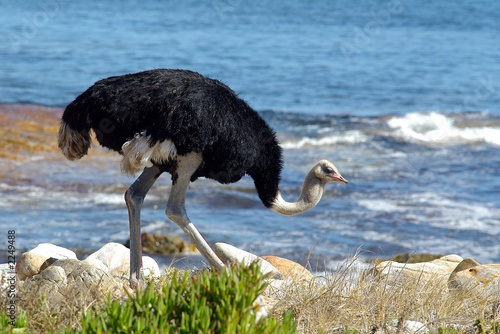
58;121;92;160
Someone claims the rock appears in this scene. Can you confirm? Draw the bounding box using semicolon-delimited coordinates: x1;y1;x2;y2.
83;242;130;274
125;233;199;255
15;253;47;281
83;242;160;278
27;243;77;259
374;320;429;334
17;259;126;317
40;257;58;272
40;265;67;286
143;256;161;277
374;254;463;286
15;243;77;280
261;256;314;280
213;243;283;279
449;257;481;275
448;258;500;301
389;253;444;264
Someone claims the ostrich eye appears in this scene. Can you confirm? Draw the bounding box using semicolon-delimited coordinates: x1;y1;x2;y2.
324;167;334;174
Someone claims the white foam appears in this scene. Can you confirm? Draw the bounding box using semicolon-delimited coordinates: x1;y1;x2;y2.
408;192;500;232
357;199;405;213
0;183;130;209
281;130;368;149
358;192;500;234
387;111;500;146
92;193;125;205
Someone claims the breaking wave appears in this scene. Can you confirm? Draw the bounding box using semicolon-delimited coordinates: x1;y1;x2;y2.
387;111;500;146
278;111;500;150
280;130;368;149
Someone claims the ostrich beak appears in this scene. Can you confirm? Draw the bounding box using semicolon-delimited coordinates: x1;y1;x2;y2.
330;174;348;184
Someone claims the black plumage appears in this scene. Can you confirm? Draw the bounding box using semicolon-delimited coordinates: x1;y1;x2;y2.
61;69;282;207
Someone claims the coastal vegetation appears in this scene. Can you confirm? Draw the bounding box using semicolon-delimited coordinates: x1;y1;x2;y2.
2;255;500;334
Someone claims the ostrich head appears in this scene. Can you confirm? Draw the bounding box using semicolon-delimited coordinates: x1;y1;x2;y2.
313;160;348;184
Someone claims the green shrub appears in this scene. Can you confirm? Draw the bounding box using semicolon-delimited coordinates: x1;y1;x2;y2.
75;263;296;334
0;309;28;334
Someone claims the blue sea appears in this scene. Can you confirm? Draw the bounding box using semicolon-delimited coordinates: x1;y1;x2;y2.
1;0;499;270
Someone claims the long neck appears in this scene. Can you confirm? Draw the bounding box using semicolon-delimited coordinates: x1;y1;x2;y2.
269;169;326;216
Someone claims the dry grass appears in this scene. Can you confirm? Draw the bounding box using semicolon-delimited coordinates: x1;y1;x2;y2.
2;257;500;333
266;254;500;333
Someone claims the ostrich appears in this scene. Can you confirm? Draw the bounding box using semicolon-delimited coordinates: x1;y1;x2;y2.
58;69;348;287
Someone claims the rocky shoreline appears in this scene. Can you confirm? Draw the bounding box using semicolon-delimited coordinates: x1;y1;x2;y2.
2;236;500;333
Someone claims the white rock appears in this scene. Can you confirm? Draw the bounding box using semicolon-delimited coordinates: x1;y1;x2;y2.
213;243;282;279
84;242;129;275
22;259;126;309
374;254;463;286
84;242;160;278
143;256;161;278
448;258;500;301
28;243;77;260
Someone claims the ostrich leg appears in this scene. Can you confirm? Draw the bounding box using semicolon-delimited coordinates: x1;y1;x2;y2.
165;153;225;270
125;165;163;288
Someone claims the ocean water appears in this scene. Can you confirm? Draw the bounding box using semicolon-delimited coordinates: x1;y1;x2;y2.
1;0;499;270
